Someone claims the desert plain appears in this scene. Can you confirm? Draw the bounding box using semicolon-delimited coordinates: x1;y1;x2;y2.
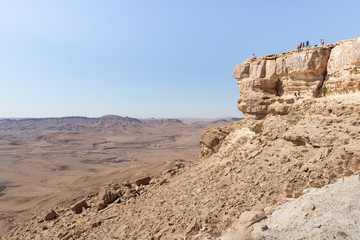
0;116;239;236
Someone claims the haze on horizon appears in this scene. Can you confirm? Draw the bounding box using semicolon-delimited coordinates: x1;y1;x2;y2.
0;0;359;119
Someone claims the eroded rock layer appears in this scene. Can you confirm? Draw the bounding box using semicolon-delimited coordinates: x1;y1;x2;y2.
233;37;360;119
325;37;360;94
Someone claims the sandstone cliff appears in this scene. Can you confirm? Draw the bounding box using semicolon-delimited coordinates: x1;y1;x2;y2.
3;37;360;240
232;37;360;119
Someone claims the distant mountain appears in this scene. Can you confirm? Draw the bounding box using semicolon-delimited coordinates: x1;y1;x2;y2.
142;118;184;127
0;115;142;132
0;115;241;133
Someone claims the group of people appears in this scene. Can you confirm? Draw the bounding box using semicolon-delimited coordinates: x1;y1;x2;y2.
297;41;310;51
296;39;325;51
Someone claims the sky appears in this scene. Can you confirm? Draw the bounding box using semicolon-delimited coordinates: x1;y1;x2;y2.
0;0;359;119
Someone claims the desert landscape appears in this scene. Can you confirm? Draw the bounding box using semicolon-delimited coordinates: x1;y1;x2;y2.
0;115;240;236
2;37;360;240
2;1;359;239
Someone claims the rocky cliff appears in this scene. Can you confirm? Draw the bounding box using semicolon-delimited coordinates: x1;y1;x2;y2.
3;37;360;240
232;37;360;119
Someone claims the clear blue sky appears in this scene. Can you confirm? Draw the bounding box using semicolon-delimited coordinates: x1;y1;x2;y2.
0;0;359;118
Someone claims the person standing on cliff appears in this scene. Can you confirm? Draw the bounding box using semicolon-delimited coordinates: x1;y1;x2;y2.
252;53;256;59
306;40;309;47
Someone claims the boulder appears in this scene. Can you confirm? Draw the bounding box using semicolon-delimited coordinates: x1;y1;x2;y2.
123;181;132;188
238;211;266;227
44;209;57;221
135;176;151;186
71;199;88;214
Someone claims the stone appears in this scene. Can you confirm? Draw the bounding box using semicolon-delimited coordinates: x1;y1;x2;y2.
97;200;106;211
44;210;57;221
261;224;268;231
185;217;201;235
71;200;88;214
199;123;238;157
135;176;151;186
159;178;168;186
90;220;102;228
96;187;119;210
302;202;316;212
123;181;132;188
293;191;302;198
264;206;276;215
238;211;266;227
112;225;127;239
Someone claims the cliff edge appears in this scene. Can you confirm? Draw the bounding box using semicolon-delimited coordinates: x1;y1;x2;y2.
232;37;360;119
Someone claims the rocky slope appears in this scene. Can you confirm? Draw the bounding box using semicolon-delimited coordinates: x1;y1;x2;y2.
3;37;360;240
222;175;360;240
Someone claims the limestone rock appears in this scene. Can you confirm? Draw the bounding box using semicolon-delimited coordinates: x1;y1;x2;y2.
199;121;244;156
200;127;230;156
123;181;132;188
44;209;57;221
112;225;127;239
71;199;88;214
250;175;360;239
96;185;121;210
325;37;360;94
238;211;266;227
135;176;151;186
233;47;331;119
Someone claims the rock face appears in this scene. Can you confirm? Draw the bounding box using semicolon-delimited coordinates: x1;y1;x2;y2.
233;37;360;119
325;37;360;94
